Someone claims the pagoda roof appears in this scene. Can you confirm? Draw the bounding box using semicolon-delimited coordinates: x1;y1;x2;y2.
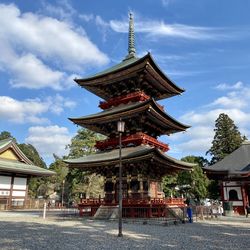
69;98;189;135
75;53;184;101
0;138;54;176
64;145;195;171
204;141;250;178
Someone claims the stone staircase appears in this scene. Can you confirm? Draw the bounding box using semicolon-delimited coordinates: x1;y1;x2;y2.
94;205;119;220
167;206;185;222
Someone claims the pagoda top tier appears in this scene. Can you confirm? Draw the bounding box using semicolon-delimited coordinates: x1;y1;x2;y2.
75;13;184;101
75;53;184;101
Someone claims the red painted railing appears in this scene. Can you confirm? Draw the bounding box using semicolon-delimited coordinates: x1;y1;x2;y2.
95;132;169;152
78;197;186;217
79;197;185;207
99;91;150;109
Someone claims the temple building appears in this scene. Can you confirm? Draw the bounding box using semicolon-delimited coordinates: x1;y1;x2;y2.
65;14;194;217
204;141;250;215
0;138;54;209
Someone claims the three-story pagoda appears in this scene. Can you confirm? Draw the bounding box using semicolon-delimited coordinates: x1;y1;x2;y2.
65;14;194;215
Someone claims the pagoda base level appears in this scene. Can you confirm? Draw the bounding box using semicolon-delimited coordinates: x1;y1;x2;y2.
78;198;185;219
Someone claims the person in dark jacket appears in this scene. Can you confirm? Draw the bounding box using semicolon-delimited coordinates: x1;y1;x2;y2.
246;204;250;218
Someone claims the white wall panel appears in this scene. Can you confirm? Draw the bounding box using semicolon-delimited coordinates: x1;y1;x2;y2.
0;190;10;196
12;190;26;197
13;177;27;190
0;176;11;189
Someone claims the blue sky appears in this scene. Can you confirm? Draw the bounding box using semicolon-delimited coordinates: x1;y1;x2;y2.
0;0;250;165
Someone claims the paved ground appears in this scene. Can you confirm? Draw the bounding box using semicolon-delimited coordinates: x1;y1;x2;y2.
0;211;249;250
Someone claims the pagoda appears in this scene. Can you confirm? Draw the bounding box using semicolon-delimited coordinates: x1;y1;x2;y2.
65;14;194;217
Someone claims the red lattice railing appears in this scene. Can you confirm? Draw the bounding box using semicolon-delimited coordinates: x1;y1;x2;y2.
99;91;150;109
95;132;169;152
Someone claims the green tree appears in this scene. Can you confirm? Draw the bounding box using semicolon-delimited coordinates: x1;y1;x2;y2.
67;128;104;158
48;155;69;202
207;113;247;164
66;128;105;201
177;156;209;202
0;131;14;140
18;143;46;169
162;174;177;197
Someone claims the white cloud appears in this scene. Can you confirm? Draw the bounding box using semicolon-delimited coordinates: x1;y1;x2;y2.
161;0;176;7
110;18;227;40
215;81;243;90
26;125;72;160
0;96;49;124
0;3;109;89
79;14;94;22
0;95;76;124
171;82;250;156
210;96;246;109
41;0;76;22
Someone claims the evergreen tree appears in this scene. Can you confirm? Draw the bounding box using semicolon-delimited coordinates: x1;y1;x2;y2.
48;155;69;203
207;113;246;163
66;128;105;201
0;131;14;140
162;156;209;201
177;156;209;202
162;174;178;197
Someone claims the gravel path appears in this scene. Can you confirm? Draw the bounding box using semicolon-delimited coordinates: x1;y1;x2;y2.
0;214;249;250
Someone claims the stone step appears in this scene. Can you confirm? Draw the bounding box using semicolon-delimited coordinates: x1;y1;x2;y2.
94;205;118;220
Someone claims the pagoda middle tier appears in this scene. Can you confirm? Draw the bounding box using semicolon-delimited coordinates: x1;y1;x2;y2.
69;98;189;151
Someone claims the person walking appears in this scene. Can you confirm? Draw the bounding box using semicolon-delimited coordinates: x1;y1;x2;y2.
187;205;193;223
246;204;250;218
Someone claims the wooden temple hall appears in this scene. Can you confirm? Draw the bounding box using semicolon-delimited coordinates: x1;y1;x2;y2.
65;14;194;218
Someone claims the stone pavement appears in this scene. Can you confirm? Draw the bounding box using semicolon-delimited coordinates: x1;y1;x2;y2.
0;212;249;250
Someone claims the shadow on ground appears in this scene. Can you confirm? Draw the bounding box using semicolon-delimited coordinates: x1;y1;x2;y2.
0;216;249;250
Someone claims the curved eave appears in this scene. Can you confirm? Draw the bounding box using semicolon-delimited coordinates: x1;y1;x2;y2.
145;53;184;94
69;99;190;135
154;148;195;170
75;53;184;100
204;167;250;177
0;159;55;177
64;145;194;171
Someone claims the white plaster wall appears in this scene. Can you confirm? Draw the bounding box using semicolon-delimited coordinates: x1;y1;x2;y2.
232;201;243;206
0;176;11;189
12;191;26;197
13;177;27;190
0;190;10;196
223;184;242;200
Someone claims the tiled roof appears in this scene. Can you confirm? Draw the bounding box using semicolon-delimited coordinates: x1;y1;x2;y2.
0;159;54;176
0;138;55;176
204;141;250;174
69;98;189;134
64;145;195;170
